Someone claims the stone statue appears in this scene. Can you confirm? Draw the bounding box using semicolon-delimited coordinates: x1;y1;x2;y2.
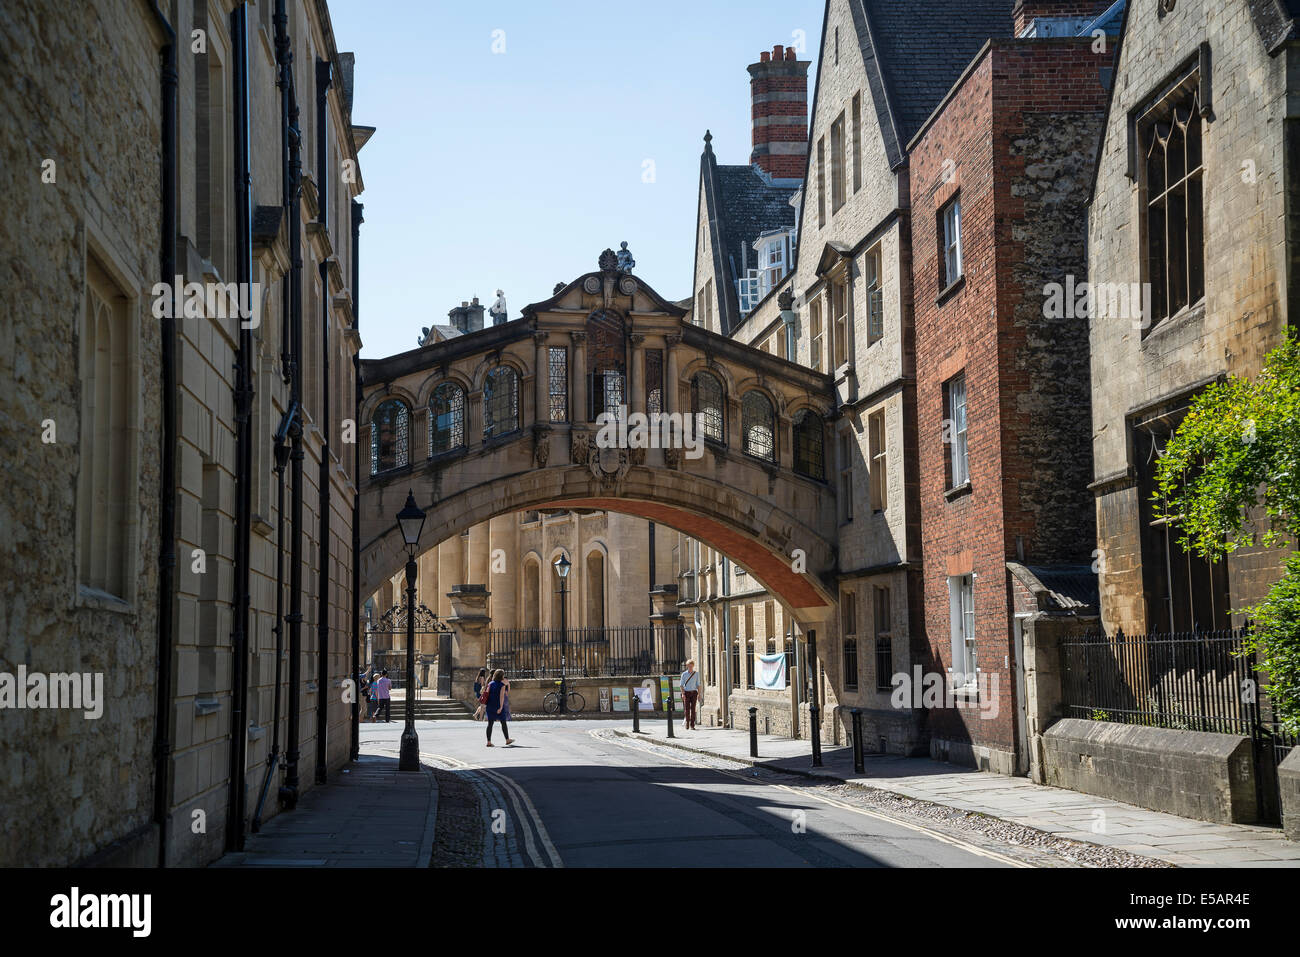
617;241;635;273
489;289;507;326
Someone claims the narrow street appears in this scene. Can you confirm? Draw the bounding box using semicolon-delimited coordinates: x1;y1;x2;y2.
359;719;1028;868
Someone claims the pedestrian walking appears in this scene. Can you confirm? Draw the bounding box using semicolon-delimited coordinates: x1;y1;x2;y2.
374;669;392;722
680;659;700;730
358;670;371;721
473;668;488;721
366;669;380;722
484;669;514;747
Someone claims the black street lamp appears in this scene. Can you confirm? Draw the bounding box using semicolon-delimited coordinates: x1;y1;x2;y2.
396;489;426;772
554;553;571;713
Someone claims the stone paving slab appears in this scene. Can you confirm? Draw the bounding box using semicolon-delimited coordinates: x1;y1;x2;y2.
212;753;437;868
621;725;1300;868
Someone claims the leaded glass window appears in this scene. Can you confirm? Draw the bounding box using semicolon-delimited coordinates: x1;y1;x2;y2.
645;348;663;415
428;383;464;456
483;367;519;440
742;390;775;462
548;346;568;422
792;409;825;480
370;399;409;475
586;309;626;421
691;371;724;442
1142;82;1204;328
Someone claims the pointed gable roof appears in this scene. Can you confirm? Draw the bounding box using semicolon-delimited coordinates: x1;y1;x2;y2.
699;134;800;335
847;0;1015;169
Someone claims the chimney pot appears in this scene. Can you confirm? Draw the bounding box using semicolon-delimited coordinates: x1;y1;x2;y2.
760;51;770;63
785;47;796;61
773;44;783;59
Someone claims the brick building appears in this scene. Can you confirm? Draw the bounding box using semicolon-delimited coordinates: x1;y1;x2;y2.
909;6;1119;773
1087;0;1298;638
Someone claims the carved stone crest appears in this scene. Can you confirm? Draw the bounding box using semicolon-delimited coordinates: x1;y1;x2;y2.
570;428;590;464
628;446;646;467
532;423;552;469
663;446;681;470
589;445;630;490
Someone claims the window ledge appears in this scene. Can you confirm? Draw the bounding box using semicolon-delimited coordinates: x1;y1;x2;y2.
944;481;972;502
1140;299;1206;343
429;445;469;464
76;585;134;616
936;275;966;305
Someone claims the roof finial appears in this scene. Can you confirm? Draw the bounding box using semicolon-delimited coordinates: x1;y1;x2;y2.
703;129;713;151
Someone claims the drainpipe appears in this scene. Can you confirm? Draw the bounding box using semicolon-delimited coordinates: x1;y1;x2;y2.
252;417;293;831
276;3;292;384
721;553;732;728
275;0;305;808
314;58;333;786
150;0;177;870
350;199;363;762
224;0;254;854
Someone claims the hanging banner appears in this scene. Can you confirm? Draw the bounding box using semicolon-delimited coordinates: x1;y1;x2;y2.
755;652;787;690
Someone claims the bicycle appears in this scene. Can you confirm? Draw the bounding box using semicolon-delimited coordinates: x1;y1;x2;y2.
542;680;586;715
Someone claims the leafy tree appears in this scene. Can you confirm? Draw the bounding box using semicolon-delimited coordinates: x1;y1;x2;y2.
1153;332;1300;732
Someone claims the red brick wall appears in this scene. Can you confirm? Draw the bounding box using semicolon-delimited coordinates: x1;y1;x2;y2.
749;45;809;179
909;39;1114;757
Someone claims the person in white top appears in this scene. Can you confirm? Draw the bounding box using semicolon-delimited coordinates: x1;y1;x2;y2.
680;660;700;730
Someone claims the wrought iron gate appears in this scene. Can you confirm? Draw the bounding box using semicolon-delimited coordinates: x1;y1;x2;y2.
367;599;452;693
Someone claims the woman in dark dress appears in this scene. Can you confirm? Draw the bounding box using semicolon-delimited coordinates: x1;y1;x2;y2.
485;669;514;747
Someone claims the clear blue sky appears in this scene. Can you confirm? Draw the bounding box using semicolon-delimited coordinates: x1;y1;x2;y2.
329;0;824;359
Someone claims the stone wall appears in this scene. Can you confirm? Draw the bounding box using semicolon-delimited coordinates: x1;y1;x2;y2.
1042;719;1258;824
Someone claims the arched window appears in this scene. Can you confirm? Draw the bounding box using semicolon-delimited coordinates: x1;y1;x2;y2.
428;382;465;456
742;390;775;461
370;398;409;474
483;366;519;439
792;409;825;479
585;551;606;630
691;371;724;442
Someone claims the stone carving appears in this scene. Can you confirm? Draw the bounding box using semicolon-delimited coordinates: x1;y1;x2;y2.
582;275;601;294
489;289;507;325
616;241;635;273
777;287;794;311
532;423;552;469
628;446;646;467
588;444;629;491
598;248;619;274
553;281;566;295
663;446;680;470
618;276;637;296
570;428;590;464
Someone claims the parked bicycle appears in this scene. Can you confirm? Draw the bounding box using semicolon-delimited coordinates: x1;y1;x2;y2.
542;680;586;715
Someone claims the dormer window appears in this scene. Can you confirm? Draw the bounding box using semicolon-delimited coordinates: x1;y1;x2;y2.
739;230;794;315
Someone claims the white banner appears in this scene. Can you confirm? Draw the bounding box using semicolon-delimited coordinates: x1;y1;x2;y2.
755;652;787;691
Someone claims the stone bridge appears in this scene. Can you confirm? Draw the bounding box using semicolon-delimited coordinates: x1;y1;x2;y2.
357;252;839;663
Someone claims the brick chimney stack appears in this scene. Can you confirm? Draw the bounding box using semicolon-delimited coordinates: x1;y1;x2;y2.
748;44;809;180
1012;0;1112;35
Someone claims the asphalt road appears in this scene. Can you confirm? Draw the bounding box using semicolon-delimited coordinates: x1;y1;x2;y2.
361;718;1027;868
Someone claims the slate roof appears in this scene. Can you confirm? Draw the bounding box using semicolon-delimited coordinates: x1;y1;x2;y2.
1009;563;1100;613
849;0;1015;166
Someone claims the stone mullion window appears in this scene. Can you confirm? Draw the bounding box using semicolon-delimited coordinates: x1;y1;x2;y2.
428;383;465;456
483;367;519;440
1142;84;1205;328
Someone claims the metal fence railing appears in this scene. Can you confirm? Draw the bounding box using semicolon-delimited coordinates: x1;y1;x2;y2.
1060;628;1257;734
485;625;685;679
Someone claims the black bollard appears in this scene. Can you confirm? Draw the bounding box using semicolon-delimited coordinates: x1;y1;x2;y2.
666;686;675;739
632;694;640;733
748;706;758;757
850;707;864;774
809;700;823;768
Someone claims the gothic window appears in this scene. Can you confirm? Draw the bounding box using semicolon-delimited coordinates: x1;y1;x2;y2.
586;309;626;421
428;382;464;455
742;390;775;462
691;371;724;442
522;558;541;632
548;346;568;422
645;348;663;415
483;366;519;439
1141;79;1204;329
370;398;409;475
792;409;825;480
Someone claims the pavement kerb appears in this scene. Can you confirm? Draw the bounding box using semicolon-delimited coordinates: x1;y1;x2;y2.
606;729;1167;863
415;763;438;868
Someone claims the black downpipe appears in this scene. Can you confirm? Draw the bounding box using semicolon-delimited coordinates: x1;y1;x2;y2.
253;410;294;831
275;0;305;809
276;3;292;385
350;199;363;763
315;59;332;786
225;1;254;854
150;0;177;871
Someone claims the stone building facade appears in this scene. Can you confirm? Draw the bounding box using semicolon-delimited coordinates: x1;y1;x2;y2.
1;0;369;867
1088;0;1298;637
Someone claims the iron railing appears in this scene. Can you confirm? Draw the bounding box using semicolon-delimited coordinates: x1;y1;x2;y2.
1061;628;1258;734
486;625;685;679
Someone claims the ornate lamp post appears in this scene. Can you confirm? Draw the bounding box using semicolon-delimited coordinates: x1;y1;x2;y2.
396;490;426;772
554;553;571;713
